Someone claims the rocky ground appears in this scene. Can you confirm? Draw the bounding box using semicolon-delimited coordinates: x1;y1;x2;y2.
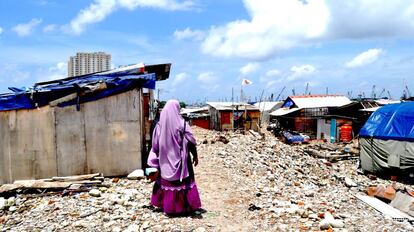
1;127;414;231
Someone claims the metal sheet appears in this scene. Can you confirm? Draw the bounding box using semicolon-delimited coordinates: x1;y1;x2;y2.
356;195;414;222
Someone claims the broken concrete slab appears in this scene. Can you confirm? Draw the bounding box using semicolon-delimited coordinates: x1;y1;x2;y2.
127;169;145;180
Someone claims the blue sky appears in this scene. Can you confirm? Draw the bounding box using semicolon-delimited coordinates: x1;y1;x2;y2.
1;0;414;103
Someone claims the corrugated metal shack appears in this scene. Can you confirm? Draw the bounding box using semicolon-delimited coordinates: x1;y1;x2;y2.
207;102;260;131
0;63;170;184
181;106;210;129
254;101;283;124
270;95;352;139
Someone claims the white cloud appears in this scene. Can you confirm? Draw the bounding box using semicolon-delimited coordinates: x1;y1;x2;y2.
68;0;117;35
197;72;217;84
202;0;329;59
265;69;281;77
288;64;316;81
39;62;67;82
43;24;56;33
0;27;3;35
68;0;195;35
240;62;260;76
201;0;414;60
264;79;284;89
172;72;189;86
13;18;42;37
174;27;205;40
260;68;281;84
0;64;31;84
345;48;383;68
119;0;194;11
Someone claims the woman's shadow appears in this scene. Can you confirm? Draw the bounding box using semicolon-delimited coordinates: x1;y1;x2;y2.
143;205;207;219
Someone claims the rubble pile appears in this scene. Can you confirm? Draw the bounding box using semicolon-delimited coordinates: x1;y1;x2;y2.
194;127;413;231
0;126;413;231
0;178;201;231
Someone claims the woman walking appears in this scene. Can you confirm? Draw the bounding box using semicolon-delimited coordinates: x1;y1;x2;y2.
147;100;202;215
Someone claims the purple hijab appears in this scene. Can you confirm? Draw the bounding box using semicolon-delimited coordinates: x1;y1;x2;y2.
147;100;196;181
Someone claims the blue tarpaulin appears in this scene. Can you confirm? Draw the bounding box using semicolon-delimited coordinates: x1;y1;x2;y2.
0;72;156;111
359;102;414;141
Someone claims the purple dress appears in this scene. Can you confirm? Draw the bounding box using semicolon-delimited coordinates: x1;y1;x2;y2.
147;100;201;214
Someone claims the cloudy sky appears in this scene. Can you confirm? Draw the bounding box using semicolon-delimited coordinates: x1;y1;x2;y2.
1;0;414;103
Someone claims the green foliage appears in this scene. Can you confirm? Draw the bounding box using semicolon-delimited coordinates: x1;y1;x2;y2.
179;101;187;109
158;101;166;109
157;100;186;109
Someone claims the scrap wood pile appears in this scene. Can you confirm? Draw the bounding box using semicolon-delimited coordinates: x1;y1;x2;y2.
304;141;360;162
0;173;105;196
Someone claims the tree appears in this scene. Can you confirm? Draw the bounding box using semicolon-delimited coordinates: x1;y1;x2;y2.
157;101;186;109
158;101;166;109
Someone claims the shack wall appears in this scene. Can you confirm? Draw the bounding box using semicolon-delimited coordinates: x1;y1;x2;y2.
0;89;144;184
0;107;57;184
317;119;331;140
191;118;210;129
246;110;260;131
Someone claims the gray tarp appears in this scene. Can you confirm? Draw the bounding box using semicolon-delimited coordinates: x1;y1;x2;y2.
360;138;414;173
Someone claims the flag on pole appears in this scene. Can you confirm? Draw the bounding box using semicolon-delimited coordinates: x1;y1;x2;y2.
241;78;253;86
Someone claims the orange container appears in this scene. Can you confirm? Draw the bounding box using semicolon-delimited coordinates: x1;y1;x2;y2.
340;124;353;142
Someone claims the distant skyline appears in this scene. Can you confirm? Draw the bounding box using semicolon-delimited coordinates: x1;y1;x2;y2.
1;0;414;103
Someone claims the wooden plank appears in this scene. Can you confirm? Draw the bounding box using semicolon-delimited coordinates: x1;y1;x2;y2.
49;93;78;107
68;180;102;185
356;194;414;222
52;173;100;182
55;105;87;176
84;90;142;176
13;180;72;189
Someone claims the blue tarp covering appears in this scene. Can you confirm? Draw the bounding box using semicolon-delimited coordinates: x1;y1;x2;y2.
0;72;156;111
282;98;294;108
360;102;414;141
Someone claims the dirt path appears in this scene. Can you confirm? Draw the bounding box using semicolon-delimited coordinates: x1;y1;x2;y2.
190;130;257;231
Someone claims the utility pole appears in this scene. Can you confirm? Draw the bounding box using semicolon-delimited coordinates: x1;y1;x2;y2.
276;86;286;101
304;83;309;95
405;85;412;98
378;88;386;98
387;90;392;100
371;85;376;99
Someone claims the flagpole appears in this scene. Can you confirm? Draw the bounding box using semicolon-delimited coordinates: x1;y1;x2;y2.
232;87;234;131
241;82;247;131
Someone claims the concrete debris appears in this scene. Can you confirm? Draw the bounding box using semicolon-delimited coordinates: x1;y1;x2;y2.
367;185;397;201
0;198;5;210
344;177;358;187
0;126;413;231
319;211;345;229
88;189;101;197
390;192;414;216
127;169;145;180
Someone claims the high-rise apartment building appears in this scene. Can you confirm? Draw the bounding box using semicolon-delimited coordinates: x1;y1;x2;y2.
68;52;111;77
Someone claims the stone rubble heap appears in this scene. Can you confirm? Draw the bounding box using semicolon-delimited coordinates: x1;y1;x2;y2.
195;127;413;231
0;126;413;231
